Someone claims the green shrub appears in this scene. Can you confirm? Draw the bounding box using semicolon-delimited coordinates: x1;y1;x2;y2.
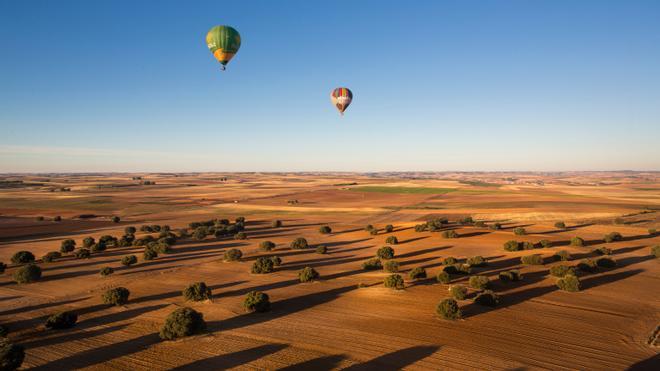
489;222;502;230
474;290;500;307
499;269;522;282
550;265;575;277
369;228;378;236
595;256;616;268
223;248;243;262
315;245;328;254
385;224;394;233
251;257;274;274
42;251;61;263
259;240;276;251
362;258;382;270
75;248;91;259
11;251;35;264
91;242;106;253
521;241;535;250
539;239;552;248
192;227;207;241
593;247;612;255
82;237;95;248
60;239;76;253
383;260;399;273
0;262;6;274
121;255;138;266
443;263;471;275
53;216;62;222
466;256;486;267
459;216;474;225
603;232;623;243
577;259;597;273
414;224;427;232
648;228;657;236
554;221;566;229
183;282;212;301
159;307;206;340
408;267;427;280
652;245;660;258
556;275;580;292
513;227;527;236
475;221;486;228
614;217;625;225
436;298;461;320
269;256;282;267
385;236;398;245
298;267;320;283
570;237;585;247
234;232;247;240
376;246;395;259
13;264;42;284
143;248;157;261
243;291;270;312
45;311;78;329
0;339;25;371
383;274;404;289
365;224;374;232
99;267;114;276
521;254;543;265
553;250;571;262
102;287;130;306
290;237;309;249
449;284;468;300
503;240;521;251
441;230;459;238
319;226;332;234
125;226;137;234
443;257;457;265
272;220;282;228
468;275;490;290
436;271;451;283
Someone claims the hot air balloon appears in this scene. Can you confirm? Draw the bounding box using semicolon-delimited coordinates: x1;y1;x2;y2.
206;25;241;70
330;87;353;116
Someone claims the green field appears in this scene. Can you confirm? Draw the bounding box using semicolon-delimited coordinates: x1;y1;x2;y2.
349;186;456;194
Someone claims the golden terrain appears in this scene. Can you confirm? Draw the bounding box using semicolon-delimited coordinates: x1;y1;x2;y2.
0;172;659;370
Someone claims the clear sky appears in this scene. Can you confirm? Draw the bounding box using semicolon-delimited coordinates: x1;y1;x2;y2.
1;0;659;172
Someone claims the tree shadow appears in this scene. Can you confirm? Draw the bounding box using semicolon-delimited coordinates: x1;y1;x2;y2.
172;343;288;370
0;297;89;316
397;246;452;259
398;236;430;244
627;353;660;370
459;231;490;238
20;323;129;349
344;345;440;370
75;304;168;330
278;354;346;370
31;332;162;370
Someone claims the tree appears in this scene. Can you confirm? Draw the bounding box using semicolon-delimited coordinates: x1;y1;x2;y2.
259;241;276;251
436;271;450;283
100;267;114;276
503;240;521;252
290;237;309;249
251;257;274;274
243;291;270;312
384;274;404;289
102;287;130;306
159;307;206;340
441;230;459;239
224;249;243;262
385;236;398;245
315;245;328;254
603;232;623;243
11;251;35;264
143;248;157;261
362;258;382;270
319;226;332;234
42;251;61;263
298;267;319;283
408;267;427;280
498;269;522;282
449;285;468;300
121;255;138;266
60;239;76;253
556;275;580;292
539;239;552;248
436;298;461;320
443;257;457;265
234;232;247;240
489;223;502;230
550;265;575;277
513;227;526;236
383;260;399;273
53;215;62;222
376;246;395;259
0;262;6;274
570;237;585;247
192;227;207;241
521;254;543;265
0;339;25;371
553;250;571;262
577;259;597;273
595;256;616;268
652;245;660;258
111;216;121;223
74;248;91;259
45;311;78;329
82;237;95;248
466;256;486;267
474;290;500;307
554;221;566;229
593;247;612;256
13;264;42;284
385;224;394;233
272;220;283;228
125;226;137;234
468;275;490;290
269;256;282;266
183;282;212;301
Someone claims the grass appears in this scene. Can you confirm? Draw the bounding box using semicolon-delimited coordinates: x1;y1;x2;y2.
349;186;456;195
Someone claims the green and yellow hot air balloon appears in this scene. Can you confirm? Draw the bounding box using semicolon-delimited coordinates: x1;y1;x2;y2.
206;25;241;70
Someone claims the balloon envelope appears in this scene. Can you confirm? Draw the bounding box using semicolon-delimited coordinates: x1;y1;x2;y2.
206;25;241;68
331;87;353;115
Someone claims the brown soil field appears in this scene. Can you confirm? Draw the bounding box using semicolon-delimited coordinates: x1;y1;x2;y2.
0;172;659;370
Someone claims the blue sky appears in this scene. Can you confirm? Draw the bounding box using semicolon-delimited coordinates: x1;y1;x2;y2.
1;0;659;172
